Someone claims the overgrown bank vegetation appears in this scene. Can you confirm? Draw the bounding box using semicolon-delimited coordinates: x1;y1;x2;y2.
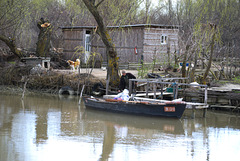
0;63;105;94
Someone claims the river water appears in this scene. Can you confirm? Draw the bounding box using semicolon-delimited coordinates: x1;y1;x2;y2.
0;93;240;161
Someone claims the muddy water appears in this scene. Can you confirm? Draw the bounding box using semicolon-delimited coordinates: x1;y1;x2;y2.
0;93;240;161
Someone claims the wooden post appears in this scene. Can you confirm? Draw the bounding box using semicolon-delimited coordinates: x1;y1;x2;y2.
106;76;110;95
191;106;196;119
153;83;156;99
78;84;85;105
175;83;178;99
22;80;28;100
173;82;176;99
146;82;149;97
227;42;230;78
203;85;208;118
21;77;29;100
161;84;163;100
129;79;132;95
204;86;208;105
203;108;207;117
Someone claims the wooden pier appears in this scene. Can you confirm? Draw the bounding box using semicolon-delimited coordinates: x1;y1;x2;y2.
179;84;240;113
104;77;209;118
210;105;240;112
129;78;208;104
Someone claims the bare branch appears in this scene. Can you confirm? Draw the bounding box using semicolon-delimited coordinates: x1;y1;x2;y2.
0;35;23;58
96;0;104;8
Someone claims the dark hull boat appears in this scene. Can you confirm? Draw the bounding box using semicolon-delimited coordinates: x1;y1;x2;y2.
83;97;186;118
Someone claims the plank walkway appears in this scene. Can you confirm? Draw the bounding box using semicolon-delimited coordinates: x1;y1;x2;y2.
210;105;240;112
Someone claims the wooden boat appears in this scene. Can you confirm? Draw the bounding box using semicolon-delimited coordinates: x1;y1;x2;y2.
83;96;186;118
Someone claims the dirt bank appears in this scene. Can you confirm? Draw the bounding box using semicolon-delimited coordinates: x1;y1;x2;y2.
0;64;108;95
53;68;139;80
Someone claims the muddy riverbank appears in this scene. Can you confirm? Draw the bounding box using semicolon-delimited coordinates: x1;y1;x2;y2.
0;63;240;111
0;63;138;95
0;64;106;95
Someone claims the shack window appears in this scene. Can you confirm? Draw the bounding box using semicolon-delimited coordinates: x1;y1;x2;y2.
161;35;168;44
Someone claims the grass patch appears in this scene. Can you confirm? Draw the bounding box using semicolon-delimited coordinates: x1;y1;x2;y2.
233;76;240;84
8;61;16;65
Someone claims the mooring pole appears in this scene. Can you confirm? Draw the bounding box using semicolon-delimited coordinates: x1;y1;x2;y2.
78;84;85;105
173;82;176;99
153;83;156;99
146;82;149;97
129;79;132;95
21;77;29;100
204;86;208;105
175;83;178;99
106;77;109;95
203;85;208;118
161;84;163;100
203;108;207;117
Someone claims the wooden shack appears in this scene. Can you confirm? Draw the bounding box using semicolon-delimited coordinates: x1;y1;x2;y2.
61;24;179;65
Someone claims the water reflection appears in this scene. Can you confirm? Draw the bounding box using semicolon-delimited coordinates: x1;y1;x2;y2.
83;109;185;161
100;124;115;161
84;108;184;134
0;93;240;161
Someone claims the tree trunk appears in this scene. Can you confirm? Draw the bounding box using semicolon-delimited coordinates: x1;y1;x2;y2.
0;35;24;58
202;31;216;84
182;44;190;77
82;0;120;87
36;18;52;57
189;50;198;82
167;43;171;67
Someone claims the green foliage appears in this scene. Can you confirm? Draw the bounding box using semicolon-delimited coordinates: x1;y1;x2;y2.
8;61;16;65
78;0;142;26
87;51;103;67
74;46;85;59
137;55;163;78
0;0;30;32
74;45;103;67
137;63;149;78
233;76;240;84
98;0;141;25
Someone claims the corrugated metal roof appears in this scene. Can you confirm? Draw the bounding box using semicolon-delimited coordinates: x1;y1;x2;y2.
108;24;180;28
60;26;96;29
60;24;180;29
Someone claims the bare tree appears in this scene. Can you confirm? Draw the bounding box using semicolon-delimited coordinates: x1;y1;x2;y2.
0;0;30;58
201;23;218;84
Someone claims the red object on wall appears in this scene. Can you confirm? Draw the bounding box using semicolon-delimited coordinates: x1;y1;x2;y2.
134;47;138;55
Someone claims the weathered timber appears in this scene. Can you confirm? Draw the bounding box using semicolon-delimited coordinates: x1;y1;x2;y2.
61;24;179;63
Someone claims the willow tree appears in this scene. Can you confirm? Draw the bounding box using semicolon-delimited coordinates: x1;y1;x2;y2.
0;0;30;58
81;0;140;87
0;0;65;58
36;18;52;57
173;0;238;82
202;24;218;84
81;0;119;87
190;1;222;84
